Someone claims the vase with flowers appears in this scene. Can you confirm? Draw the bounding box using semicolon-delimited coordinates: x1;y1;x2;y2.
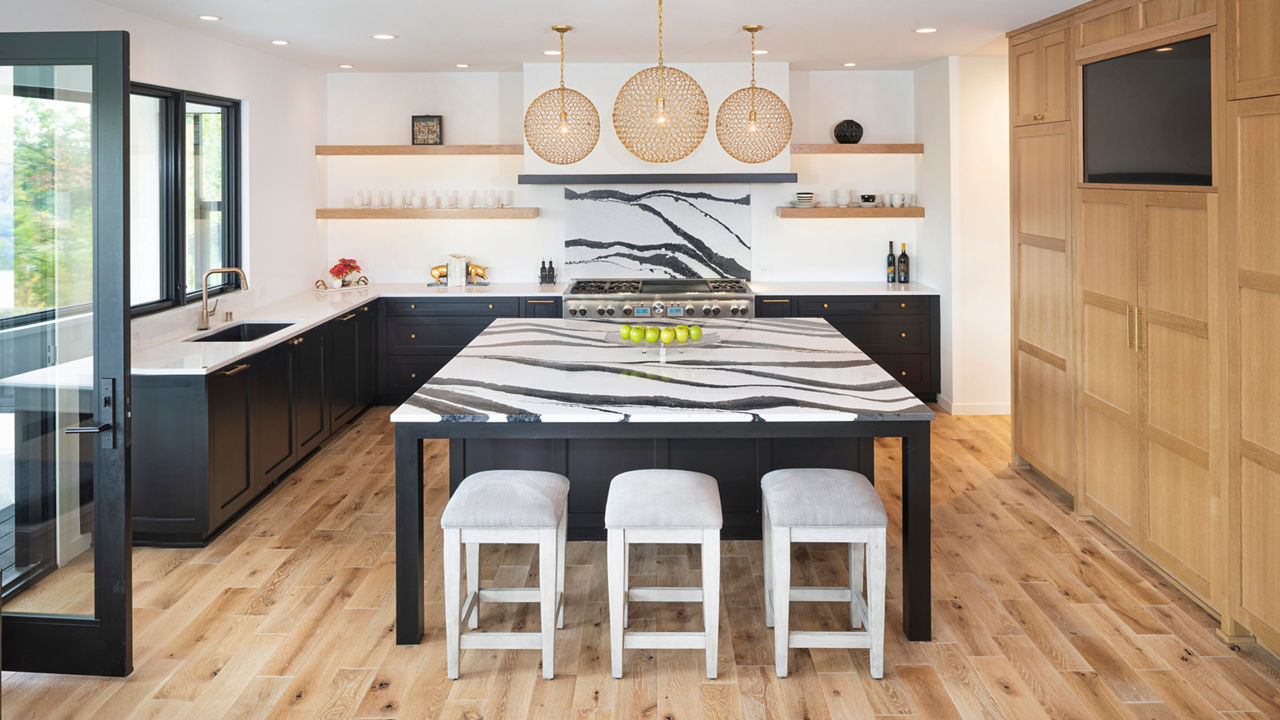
329;257;363;289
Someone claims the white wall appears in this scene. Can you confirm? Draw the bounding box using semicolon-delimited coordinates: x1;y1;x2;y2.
913;54;1011;415
324;66;922;284
2;0;328;346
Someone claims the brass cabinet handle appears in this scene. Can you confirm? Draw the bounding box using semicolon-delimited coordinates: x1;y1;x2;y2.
901;370;908;377
823;303;829;309
221;363;251;376
526;299;554;304
900;303;907;308
762;298;790;303
410;372;417;379
289;337;305;346
362;305;369;312
410;333;417;339
410;303;416;309
900;332;907;338
488;304;494;309
338;313;356;321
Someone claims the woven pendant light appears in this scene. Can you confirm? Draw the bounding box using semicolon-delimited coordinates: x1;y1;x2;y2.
613;0;708;163
525;25;600;165
716;25;792;163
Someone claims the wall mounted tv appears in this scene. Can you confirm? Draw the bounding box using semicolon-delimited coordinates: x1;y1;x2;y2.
1083;36;1212;186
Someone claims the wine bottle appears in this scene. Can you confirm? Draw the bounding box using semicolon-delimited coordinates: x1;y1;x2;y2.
547;260;556;284
896;242;910;283
886;241;898;283
540;260;548;284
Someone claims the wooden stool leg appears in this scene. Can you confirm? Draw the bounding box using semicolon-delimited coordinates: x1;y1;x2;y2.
868;530;887;679
771;526;792;678
443;528;462;680
539;527;557;680
465;542;480;630
762;504;774;628
849;541;864;629
702;528;721;680
556;511;567;629
608;528;626;679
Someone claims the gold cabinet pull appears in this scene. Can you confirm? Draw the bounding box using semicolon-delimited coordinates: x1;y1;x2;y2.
221;363;251;376
488;304;494;309
362;305;369;312
762;298;790;303
410;303;416;309
338;313;356;321
410;372;417;379
823;303;829;309
527;299;554;303
289;337;305;346
900;332;907;338
900;303;907;308
410;333;417;339
900;370;908;377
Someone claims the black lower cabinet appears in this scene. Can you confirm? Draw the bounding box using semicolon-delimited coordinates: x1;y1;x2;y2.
757;294;941;401
207;367;252;531
293;326;328;457
327;311;361;427
250;343;294;488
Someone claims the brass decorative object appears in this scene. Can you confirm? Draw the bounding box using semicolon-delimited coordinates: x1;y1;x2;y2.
716;25;792;163
524;25;600;165
613;0;708;163
429;263;489;285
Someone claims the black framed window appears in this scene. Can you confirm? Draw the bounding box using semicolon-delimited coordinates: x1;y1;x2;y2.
129;83;240;316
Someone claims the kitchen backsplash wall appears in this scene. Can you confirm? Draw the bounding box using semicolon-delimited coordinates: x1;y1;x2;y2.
564;185;751;279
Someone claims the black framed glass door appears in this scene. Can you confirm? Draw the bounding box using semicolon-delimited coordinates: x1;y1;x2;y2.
0;31;132;676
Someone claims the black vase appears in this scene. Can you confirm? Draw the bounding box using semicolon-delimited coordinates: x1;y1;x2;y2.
833;119;864;144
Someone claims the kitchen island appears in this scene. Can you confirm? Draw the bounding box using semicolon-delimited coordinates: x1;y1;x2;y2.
392;317;935;642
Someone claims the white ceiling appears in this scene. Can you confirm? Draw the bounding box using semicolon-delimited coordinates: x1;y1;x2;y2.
100;0;1078;72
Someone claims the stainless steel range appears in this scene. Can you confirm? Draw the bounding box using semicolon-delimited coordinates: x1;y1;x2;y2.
564;278;754;320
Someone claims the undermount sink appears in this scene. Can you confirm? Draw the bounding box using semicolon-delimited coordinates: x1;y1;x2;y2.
188;321;294;343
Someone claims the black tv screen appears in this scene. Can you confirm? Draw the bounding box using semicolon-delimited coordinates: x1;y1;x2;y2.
1083;36;1212;186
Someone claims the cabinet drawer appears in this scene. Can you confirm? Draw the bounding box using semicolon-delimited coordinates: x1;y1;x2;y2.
383;297;519;316
755;297;795;318
797;296;932;316
385;354;457;395
520;297;563;318
385;316;493;352
869;353;932;395
830;319;931;352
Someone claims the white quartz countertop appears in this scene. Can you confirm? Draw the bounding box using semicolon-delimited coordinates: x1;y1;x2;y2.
132;282;565;375
390;317;935;424
747;281;939;296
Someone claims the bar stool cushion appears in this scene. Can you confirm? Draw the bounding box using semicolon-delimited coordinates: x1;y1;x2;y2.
605;469;723;529
442;470;570;529
761;468;887;528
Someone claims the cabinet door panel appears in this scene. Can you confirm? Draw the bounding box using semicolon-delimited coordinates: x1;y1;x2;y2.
1018;244;1071;357
328;314;361;426
1041;31;1070;123
1241;457;1280;633
1241;288;1280;452
1233;99;1280;277
357;304;377;407
1012;40;1042;126
250;345;294;484
1145;200;1209;323
1015;351;1073;479
1227;0;1280;100
520;298;562;318
1145;323;1210;451
208;369;251;527
1080;190;1137;303
1083;404;1140;536
1146;440;1212;591
1013;125;1072;243
293;329;328;455
1082;303;1136;413
755;297;794;317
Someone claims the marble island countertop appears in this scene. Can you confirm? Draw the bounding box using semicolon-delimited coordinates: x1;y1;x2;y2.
390;317;935;424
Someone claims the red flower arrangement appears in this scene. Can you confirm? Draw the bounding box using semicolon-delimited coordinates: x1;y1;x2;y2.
329;257;362;281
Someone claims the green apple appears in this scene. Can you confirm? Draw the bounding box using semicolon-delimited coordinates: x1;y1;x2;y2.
660;327;676;344
688;325;703;341
644;326;661;343
629;326;645;343
619;324;632;340
675;326;690;343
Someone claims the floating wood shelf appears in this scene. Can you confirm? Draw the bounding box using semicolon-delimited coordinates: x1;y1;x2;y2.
518;172;797;185
315;144;523;156
315;207;539;219
776;206;925;218
790;143;924;155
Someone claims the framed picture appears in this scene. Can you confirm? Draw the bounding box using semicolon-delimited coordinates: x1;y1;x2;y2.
411;115;443;145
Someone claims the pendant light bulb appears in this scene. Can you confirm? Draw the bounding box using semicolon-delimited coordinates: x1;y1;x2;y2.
558;111;570;134
653;97;668;125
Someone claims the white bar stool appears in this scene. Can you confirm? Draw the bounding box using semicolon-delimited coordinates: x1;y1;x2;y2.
761;468;887;678
441;470;569;680
605;469;722;679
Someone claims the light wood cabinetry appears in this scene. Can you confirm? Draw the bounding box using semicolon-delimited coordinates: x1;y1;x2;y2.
1073;0;1215;61
1012;30;1070;125
1225;0;1280;99
1012;121;1075;488
1225;94;1280;649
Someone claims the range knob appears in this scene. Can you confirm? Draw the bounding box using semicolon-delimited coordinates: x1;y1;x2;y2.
702;305;713;316
651;301;666;316
712;306;722;316
684;305;695;316
568;306;580;316
622;305;633;316
596;307;606;316
605;306;616;316
730;306;741;316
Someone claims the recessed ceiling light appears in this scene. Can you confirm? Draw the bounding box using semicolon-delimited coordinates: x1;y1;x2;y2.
1155;46;1173;52
198;15;220;22
370;33;398;40
456;63;470;68
752;49;768;55
271;40;289;46
543;50;561;55
339;64;354;69
843;62;857;67
914;27;938;34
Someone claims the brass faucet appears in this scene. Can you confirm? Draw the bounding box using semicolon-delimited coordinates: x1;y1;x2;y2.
198;267;249;331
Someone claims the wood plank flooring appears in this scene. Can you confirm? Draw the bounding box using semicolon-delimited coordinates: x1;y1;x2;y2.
4;407;1280;719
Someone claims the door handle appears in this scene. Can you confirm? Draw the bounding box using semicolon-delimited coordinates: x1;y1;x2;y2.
220;363;251;376
65;423;111;435
526;300;554;304
338;313;357;321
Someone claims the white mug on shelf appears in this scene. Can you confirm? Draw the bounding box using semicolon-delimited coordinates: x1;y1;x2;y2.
833;189;851;207
503;189;514;208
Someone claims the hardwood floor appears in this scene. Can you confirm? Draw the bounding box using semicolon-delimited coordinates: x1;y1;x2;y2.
4;407;1280;719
